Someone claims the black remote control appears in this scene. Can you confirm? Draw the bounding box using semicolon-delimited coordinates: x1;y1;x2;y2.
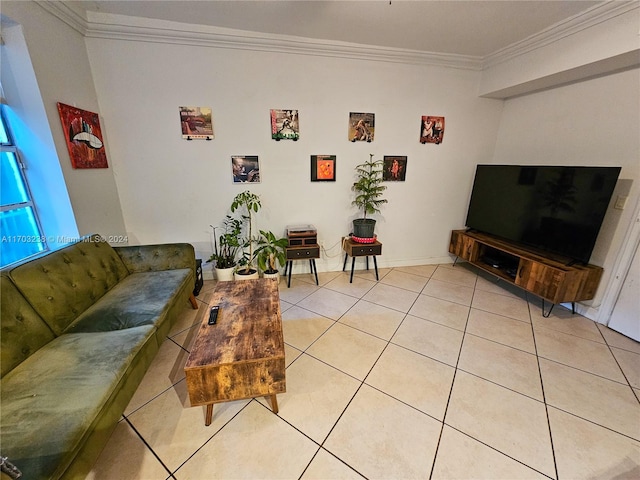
208;306;219;325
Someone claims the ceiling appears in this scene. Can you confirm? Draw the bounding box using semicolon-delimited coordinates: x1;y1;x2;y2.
68;0;603;58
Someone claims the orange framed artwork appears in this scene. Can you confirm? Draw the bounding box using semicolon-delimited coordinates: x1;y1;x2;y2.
57;103;108;168
311;155;336;182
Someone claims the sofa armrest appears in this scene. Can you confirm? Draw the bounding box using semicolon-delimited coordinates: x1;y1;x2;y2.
114;243;196;276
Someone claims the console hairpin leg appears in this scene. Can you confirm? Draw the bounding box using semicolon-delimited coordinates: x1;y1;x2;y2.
541;300;577;318
373;255;379;281
310;259;319;285
541;299;555;318
287;261;293;288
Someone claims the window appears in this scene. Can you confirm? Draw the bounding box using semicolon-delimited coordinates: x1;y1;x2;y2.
0;107;47;267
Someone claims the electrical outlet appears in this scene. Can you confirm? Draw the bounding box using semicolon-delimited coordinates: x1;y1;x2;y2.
614;195;627;210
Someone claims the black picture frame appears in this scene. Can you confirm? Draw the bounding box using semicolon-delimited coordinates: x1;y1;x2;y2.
311;155;336;182
383;156;407;182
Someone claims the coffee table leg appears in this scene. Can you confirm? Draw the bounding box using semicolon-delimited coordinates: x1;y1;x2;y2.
205;404;214;426
270;394;279;414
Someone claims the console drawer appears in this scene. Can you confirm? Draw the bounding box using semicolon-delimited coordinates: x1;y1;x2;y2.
286;246;320;259
350;244;382;256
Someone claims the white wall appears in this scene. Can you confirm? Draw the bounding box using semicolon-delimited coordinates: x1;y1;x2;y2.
0;22;78;249
492;68;640;312
1;1;127;241
84;35;504;272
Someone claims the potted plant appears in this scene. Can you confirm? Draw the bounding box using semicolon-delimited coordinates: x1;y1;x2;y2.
231;190;262;280
256;230;288;281
351;154;388;240
208;215;242;281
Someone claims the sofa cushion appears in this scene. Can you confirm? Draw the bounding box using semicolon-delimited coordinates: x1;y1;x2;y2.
63;268;192;333
7;235;130;335
0;276;56;378
0;325;156;480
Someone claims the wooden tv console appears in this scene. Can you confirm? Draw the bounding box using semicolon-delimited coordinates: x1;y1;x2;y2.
449;230;603;317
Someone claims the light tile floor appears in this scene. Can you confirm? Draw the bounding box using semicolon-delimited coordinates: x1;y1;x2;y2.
88;263;640;479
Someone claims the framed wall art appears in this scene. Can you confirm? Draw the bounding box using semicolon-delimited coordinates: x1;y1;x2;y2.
57;102;108;169
231;156;260;183
311;155;336;182
420;115;445;144
383;156;407;182
349;112;375;142
270;109;299;140
179;106;214;140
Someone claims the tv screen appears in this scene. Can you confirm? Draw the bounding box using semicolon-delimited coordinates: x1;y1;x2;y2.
465;165;621;264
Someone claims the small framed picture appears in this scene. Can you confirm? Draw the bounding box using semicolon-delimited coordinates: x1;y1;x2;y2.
271;109;299;141
311;155;336;182
383;156;407;181
420;115;445;144
232;156;260;183
349;112;375;142
179;106;214;140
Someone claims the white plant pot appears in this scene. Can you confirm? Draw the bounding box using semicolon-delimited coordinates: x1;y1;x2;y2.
234;269;259;281
215;266;236;282
262;271;281;283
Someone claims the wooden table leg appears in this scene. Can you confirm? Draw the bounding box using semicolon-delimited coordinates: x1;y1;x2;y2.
205;404;214;426
189;293;198;309
270;394;279;414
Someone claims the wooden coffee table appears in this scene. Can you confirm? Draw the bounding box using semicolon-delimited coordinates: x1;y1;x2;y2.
184;278;286;425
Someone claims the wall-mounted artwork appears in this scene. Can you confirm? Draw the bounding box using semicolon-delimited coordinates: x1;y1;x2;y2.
179;106;214;140
311;155;336;182
232;156;260;183
420;115;445;144
383;156;407;181
57;102;108;169
271;109;299;141
349;112;375;142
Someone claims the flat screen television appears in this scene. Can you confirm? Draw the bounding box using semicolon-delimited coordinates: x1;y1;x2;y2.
465;165;621;264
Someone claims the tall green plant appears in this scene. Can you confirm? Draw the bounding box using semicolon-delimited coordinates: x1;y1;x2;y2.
208;215;242;269
231;190;262;274
352;154;388;218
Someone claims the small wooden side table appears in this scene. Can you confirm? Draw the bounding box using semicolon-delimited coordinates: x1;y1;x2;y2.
342;238;382;283
283;244;320;288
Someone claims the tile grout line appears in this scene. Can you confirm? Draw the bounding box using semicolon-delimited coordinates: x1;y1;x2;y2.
528;294;560;480
427;267;476;480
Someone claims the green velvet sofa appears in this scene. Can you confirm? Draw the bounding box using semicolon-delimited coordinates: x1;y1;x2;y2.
0;234;198;480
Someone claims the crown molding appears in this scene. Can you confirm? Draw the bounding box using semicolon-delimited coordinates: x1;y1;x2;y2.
483;1;639;68
35;1;635;72
35;2;482;70
35;0;87;35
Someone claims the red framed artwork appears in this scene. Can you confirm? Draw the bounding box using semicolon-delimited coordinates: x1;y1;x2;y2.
57;102;108;169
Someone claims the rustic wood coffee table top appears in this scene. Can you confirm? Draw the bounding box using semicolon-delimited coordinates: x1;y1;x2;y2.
184;278;285;425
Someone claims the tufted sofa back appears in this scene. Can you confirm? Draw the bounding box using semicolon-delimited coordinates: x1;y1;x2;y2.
6;235;130;336
0;276;56;378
